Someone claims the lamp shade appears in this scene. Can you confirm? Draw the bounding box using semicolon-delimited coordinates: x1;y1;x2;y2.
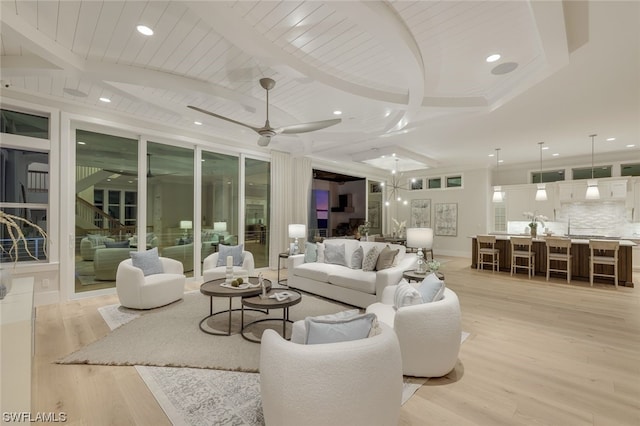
535;184;548;201
288;224;306;239
492;186;504;203
213;221;227;232
406;227;433;249
179;220;193;230
585;180;600;200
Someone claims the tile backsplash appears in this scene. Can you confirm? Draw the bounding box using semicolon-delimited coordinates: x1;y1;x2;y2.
507;201;640;238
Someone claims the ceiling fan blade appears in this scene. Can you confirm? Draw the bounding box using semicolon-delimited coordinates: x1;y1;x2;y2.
257;135;271;147
103;169;137;177
188;105;261;133
278;118;342;135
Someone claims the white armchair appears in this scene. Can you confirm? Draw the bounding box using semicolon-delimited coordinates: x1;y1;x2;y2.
202;251;255;282
260;323;403;426
367;286;462;377
115;257;185;309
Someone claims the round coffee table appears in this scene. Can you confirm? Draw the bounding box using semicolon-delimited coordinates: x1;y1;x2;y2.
240;290;302;343
199;277;272;336
403;269;444;282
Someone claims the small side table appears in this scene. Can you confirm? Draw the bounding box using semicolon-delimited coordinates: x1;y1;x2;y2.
403;269;444;283
277;252;290;286
241;290;302;343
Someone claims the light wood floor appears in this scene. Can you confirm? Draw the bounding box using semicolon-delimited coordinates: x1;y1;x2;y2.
32;258;640;425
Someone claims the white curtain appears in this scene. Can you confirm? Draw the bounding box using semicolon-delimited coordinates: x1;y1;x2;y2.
292;156;312;235
269;151;292;269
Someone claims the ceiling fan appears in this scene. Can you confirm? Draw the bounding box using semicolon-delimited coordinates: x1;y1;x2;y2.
188;78;342;147
103;154;170;178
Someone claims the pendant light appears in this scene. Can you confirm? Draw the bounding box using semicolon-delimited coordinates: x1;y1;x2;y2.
535;142;548;201
585;134;600;200
492;148;503;203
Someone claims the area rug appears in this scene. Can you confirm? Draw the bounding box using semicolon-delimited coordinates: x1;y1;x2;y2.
58;291;351;372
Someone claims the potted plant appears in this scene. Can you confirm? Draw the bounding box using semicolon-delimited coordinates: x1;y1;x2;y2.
0;210;48;299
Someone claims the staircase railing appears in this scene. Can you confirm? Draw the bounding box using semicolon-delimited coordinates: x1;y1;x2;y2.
75;196;135;237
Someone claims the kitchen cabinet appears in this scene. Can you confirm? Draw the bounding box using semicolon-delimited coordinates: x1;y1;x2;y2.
599;180;627;200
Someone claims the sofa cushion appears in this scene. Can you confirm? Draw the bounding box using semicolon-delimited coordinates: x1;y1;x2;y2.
376;245;399;271
328;268;377;294
362;246;380;271
104;240;129;248
293;262;332;282
216;244;244;266
304;242;318;263
324;239;360;264
316;242;325;263
418;273;446;303
305;312;377;344
130;247;163;276
324;243;347;266
351;246;364;269
394;280;423;309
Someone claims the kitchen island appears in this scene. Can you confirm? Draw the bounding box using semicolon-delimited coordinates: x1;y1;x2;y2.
471;235;636;287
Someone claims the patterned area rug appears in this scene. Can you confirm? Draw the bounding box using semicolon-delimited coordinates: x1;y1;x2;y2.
94;295;467;425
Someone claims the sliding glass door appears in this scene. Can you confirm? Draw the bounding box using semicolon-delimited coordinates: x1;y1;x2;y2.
245;158;270;268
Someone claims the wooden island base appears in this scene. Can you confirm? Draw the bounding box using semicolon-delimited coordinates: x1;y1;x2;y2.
471;237;635;287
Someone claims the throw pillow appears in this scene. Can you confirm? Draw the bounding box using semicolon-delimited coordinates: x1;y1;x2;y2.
303;242;318;263
104;240;129;248
350;246;364;269
375;245;399;271
393;280;423;309
130;247;163;276
362;246;380;271
418;273;446;303
316;243;325;263
305;312;377;345
324;243;346;266
216;244;244;267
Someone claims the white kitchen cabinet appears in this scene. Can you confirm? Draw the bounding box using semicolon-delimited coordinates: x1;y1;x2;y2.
598;180;628;200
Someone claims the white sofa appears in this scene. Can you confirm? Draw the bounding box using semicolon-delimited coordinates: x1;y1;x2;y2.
260;322;402;426
116;257;185;309
202;251;255;282
367;285;462;377
80;235;115;261
287;239;416;308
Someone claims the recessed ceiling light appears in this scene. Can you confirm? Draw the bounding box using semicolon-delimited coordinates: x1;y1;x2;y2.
552;153;560;156
627;144;636;148
606;137;616;141
194;121;202;125
542;146;549;150
498;159;504;163
333;110;342;115
486;54;501;63
77;141;86;145
137;25;154;36
99;97;111;103
107;178;111;182
488;153;495;157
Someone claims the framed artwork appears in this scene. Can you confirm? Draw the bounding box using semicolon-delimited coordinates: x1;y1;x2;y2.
410;199;431;227
435;203;458;236
368;200;381;228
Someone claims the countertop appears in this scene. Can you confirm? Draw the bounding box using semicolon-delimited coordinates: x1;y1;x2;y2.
471;234;637;246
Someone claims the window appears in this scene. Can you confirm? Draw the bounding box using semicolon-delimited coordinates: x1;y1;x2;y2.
409;178;423;190
446;175;462;188
621;163;640;177
531;169;565;183
0;109;49;139
428;178;441;189
1;148;49;262
573;166;611;180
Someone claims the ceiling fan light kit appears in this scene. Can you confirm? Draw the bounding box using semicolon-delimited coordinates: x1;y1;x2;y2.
189;78;341;147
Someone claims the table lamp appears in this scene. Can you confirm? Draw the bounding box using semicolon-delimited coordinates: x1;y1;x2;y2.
213;221;227;232
406;227;431;274
288;224;306;255
180;220;193;238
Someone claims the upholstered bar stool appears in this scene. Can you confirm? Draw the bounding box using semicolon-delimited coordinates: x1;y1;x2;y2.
546;237;572;283
477;235;499;272
589;240;620;288
510;236;535;278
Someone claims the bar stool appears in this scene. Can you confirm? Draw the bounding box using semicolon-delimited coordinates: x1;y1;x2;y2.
589;240;620;288
545;237;572;283
477;235;499;272
510;236;535;278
